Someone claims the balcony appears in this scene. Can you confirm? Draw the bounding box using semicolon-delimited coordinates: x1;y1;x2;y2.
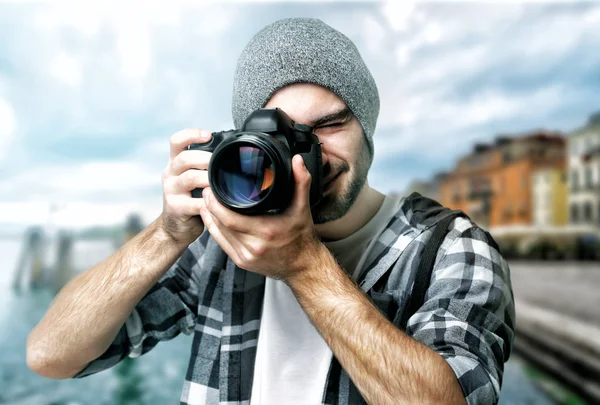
468;188;494;201
571;183;600;194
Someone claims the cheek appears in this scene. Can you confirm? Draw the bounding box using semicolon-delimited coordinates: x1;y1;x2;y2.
320;134;361;162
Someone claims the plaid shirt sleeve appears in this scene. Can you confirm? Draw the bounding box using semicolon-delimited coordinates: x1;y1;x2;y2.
74;231;211;378
406;217;516;405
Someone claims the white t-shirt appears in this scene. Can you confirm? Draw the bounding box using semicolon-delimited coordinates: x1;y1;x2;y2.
250;194;403;405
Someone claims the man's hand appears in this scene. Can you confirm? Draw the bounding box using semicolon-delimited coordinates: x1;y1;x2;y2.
199;154;321;280
160;128;212;244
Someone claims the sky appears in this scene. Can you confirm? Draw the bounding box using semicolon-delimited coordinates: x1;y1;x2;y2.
0;0;599;231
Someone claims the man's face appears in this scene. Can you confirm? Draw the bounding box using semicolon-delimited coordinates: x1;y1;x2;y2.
264;83;372;224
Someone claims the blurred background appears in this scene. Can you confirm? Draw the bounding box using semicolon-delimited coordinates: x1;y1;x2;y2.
1;0;600;404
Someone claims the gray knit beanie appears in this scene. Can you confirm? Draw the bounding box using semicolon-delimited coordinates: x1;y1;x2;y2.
232;18;380;156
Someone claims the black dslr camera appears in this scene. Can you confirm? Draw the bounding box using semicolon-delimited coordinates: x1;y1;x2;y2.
187;108;323;215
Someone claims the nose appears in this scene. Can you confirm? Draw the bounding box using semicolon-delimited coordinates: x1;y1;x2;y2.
320;146;330;168
319;146;332;178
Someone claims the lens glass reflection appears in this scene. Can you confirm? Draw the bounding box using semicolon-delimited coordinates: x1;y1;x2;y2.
215;144;275;205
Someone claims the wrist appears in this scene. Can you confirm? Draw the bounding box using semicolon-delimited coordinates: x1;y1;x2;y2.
284;241;335;290
156;213;203;247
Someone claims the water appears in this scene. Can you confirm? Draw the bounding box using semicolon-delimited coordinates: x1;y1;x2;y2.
0;239;556;404
0;239;193;405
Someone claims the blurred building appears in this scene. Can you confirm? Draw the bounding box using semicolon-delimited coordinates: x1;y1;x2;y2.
568;111;600;225
439;131;565;229
403;172;447;201
532;167;568;227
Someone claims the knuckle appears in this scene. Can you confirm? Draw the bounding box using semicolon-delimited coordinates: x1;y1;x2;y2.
163;177;175;193
183;170;197;189
164;194;176;209
172;153;187;171
180;151;194;166
238;250;251;266
304;171;312;183
252;243;267;257
174;151;209;173
243;248;260;265
170;131;185;148
171;128;195;144
221;216;234;228
261;228;276;241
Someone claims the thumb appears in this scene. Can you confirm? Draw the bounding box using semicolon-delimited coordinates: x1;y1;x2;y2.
291;154;312;210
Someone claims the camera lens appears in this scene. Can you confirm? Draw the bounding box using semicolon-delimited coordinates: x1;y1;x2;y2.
213;143;275;206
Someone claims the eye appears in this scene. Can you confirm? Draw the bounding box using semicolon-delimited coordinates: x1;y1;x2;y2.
318;122;343;129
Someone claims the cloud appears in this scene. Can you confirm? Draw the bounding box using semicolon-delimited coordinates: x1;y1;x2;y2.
0;200;162;230
0;151;165;229
1;1;599;227
0;98;17;161
3;1;241;143
50;52;83;86
381;1;416;33
363;2;600;172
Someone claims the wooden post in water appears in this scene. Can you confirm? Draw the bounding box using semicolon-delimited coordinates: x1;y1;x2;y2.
124;213;143;244
12;226;46;292
52;230;74;293
113;212;145;405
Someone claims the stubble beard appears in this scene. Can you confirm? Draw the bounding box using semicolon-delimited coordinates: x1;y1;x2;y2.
311;148;372;225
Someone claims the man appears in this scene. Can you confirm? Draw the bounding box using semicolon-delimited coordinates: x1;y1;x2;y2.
27;18;515;405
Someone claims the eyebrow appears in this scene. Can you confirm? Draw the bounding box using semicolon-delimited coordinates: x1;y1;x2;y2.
311;107;352;127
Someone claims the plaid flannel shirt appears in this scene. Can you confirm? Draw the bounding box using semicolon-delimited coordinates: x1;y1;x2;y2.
75;193;516;405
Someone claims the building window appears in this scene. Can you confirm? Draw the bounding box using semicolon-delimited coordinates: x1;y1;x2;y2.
518;202;528;217
571;204;579;223
584;202;592;222
585;167;593;189
452;182;460;203
469;155;482;168
571;170;579;191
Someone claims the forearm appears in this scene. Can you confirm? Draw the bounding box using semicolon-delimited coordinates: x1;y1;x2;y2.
287;245;466;405
26;215;194;379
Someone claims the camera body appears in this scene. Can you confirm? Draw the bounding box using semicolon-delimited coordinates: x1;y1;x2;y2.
187;108;323;215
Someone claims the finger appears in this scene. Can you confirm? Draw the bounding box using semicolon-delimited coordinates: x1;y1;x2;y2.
199;205;239;260
179;169;209;193
168;149;213;176
164;169;209;194
202;204;259;259
164;194;206;217
203;188;254;235
289;154;312;212
169;129;212;160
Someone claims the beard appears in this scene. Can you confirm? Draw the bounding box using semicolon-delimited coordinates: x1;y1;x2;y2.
311;147;372;225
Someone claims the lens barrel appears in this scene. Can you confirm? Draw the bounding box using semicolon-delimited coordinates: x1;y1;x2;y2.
208;134;293;214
